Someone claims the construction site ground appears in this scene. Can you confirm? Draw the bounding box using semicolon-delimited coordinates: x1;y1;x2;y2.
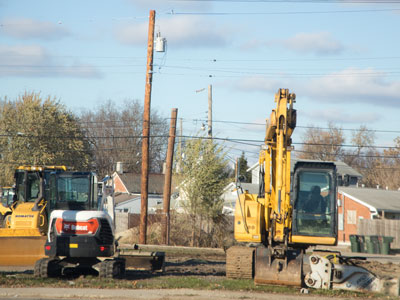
1;244;400;299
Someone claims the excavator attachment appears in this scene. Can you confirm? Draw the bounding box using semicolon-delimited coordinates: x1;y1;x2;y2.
0;234;46;266
254;247;303;287
305;253;400;296
118;245;165;272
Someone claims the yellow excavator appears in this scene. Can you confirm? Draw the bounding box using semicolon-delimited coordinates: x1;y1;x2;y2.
0;166;66;265
226;89;399;295
0;187;14;228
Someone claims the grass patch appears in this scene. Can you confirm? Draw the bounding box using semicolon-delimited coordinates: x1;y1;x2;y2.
0;272;396;299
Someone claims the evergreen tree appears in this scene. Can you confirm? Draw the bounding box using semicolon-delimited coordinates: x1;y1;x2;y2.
238;151;250;182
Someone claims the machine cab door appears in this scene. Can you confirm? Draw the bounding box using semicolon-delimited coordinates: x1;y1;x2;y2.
291;161;337;246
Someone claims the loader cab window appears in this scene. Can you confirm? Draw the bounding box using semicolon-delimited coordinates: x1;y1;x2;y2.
293;171;335;236
1;188;14;207
15;171;40;203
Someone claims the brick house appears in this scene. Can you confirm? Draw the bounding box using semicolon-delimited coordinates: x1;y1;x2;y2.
112;172;165;195
337;186;400;244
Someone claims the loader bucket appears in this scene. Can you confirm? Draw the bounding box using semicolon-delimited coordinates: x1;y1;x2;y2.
0;236;47;266
254;247;303;287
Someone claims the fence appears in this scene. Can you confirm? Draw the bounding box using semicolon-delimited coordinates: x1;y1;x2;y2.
357;219;400;248
115;212;163;233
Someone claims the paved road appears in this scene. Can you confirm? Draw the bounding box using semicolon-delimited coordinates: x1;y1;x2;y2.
0;287;357;300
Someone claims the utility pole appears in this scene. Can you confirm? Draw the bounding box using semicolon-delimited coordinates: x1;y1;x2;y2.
139;9;155;245
208;84;212;138
176;118;183;173
162;108;178;245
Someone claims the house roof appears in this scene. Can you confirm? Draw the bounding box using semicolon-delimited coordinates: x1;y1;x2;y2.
339;186;400;213
114;193;138;205
115;195;163;214
247;159;362;178
114;173;166;194
239;183;259;194
224;182;259;195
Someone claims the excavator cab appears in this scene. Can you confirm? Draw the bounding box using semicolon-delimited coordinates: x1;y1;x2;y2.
291;161;337;246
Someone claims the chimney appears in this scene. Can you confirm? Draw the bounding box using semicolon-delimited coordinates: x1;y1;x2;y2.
116;162;123;175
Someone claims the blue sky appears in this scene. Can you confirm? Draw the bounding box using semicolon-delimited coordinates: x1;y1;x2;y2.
1;0;400;164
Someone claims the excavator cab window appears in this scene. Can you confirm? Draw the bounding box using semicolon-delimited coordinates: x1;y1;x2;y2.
49;172;96;211
292;162;337;238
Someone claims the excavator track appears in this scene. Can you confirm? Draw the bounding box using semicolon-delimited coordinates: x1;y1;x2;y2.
34;258;61;278
99;258;125;278
226;246;254;279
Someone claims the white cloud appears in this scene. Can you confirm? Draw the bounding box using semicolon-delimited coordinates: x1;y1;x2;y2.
235;76;284;93
114;15;231;48
232;67;400;109
0;44;101;78
303;68;400;106
302;108;381;124
242;32;344;55
279;32;344;55
0;17;70;41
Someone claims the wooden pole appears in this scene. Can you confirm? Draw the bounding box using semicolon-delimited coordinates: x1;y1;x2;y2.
139;9;155;245
162;108;178;245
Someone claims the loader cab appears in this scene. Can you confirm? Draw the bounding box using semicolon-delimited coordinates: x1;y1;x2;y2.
13;166;67;205
48;172;98;211
291;161;337;246
0;187;14;207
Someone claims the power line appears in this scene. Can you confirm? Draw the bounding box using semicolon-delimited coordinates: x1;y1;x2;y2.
189;118;400;134
168;7;400;15
176;0;400;2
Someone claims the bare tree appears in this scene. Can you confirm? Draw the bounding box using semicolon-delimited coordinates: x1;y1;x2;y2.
80;99;169;178
343;125;375;168
297;122;345;161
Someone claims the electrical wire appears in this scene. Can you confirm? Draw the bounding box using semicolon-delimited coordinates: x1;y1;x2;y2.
168;7;400;15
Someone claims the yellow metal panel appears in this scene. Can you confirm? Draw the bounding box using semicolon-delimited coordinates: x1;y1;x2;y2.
0;236;46;266
0;228;43;237
291;235;336;245
234;193;263;243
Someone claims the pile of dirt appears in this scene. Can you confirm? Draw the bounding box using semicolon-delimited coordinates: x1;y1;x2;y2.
354;260;400;279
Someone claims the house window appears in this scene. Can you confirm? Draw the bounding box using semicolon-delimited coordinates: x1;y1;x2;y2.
347;210;357;225
123;208;128;213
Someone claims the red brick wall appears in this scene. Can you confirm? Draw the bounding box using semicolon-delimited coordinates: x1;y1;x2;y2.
114;175;128;193
338;192;372;243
